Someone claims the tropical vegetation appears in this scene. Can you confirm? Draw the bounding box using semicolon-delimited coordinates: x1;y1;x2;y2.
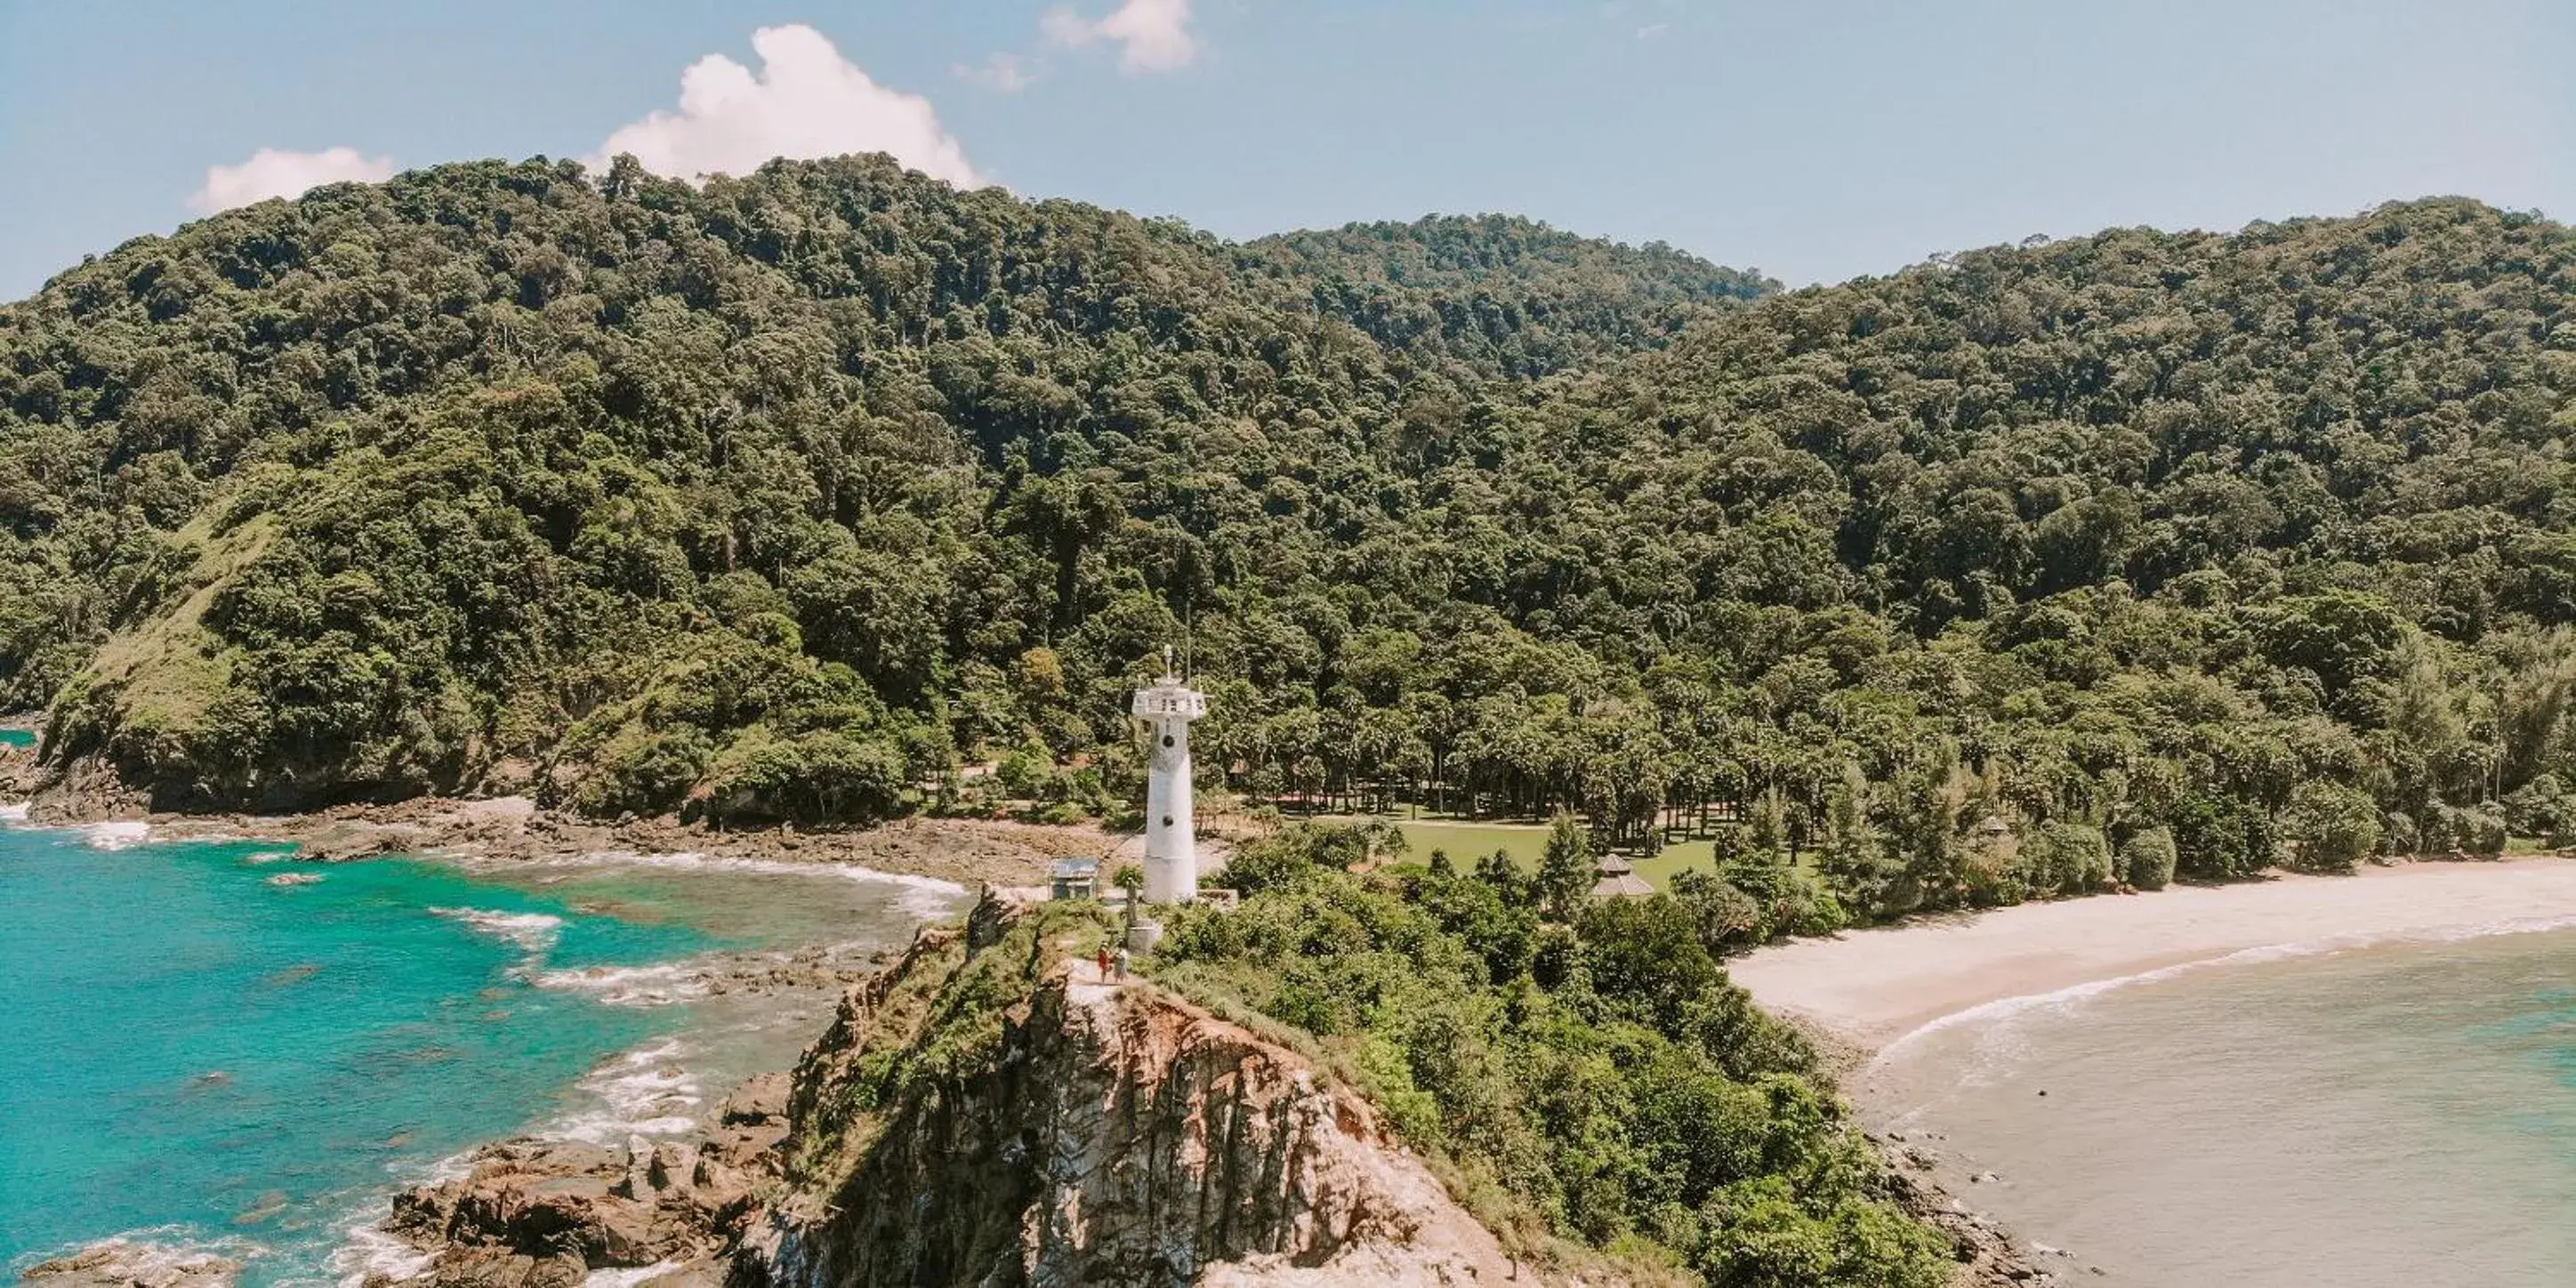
4;157;2572;933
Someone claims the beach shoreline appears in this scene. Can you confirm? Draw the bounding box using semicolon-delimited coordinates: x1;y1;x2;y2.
1730;857;2576;1285
1731;856;2576;1058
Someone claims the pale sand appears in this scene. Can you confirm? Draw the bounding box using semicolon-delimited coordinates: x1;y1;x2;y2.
1729;857;2576;1053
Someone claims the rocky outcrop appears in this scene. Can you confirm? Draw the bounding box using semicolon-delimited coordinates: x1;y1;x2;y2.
20;1243;239;1288
1874;1132;2069;1286
0;739;40;801
737;900;1546;1288
372;1076;793;1288
369;898;1569;1288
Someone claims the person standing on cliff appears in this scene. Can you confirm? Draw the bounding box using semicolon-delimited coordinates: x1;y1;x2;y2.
1113;946;1131;981
1096;945;1112;980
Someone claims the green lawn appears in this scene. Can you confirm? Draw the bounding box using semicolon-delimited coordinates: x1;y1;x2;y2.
1315;813;1734;891
1631;838;1717;888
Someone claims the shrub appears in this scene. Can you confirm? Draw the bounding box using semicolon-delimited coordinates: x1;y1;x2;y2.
698;728;906;825
2439;803;2508;857
577;724;712;817
2283;781;2382;873
2017;822;2113;897
1782;870;1851;936
2119;827;2178;890
2502;776;2576;847
2169;795;2274;880
995;741;1051;798
2382;811;2421;857
1670;869;1767;956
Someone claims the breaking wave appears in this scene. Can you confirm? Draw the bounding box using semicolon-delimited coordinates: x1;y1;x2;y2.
427;906;565;954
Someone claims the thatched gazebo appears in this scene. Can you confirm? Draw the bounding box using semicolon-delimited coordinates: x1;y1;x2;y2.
1590;853;1654;899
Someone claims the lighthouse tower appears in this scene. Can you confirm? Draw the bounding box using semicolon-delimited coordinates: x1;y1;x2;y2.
1131;648;1207;905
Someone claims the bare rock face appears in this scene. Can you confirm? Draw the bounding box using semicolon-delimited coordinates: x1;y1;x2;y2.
374;900;1554;1288
739;908;1537;1288
374;1078;792;1288
20;1242;240;1288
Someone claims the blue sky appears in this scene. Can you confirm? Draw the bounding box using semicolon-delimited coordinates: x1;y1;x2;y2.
2;0;2569;299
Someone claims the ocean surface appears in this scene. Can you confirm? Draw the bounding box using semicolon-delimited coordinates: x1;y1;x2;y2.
0;819;963;1286
1866;924;2576;1286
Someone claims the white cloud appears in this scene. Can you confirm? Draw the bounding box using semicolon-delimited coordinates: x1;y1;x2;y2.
188;146;394;215
594;24;982;187
954;52;1038;94
1043;0;1198;74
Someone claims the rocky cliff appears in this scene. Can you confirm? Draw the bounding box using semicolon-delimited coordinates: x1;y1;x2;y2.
367;892;2041;1287
732;898;1547;1288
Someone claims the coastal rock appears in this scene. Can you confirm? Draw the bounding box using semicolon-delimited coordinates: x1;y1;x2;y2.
376;1098;789;1288
719;1072;790;1125
20;1242;241;1288
737;906;1542;1288
1877;1155;2058;1287
299;819;424;862
390;1249;586;1288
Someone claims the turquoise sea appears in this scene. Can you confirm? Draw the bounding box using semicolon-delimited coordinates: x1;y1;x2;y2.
0;729;34;749
1866;924;2576;1285
0;819;959;1286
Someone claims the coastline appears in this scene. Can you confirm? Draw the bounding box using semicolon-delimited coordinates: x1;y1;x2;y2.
6;785;1116;893
0;806;954;1288
0;723;1127;891
1729;856;2576;1057
1730;857;2576;1285
44;780;2563;1285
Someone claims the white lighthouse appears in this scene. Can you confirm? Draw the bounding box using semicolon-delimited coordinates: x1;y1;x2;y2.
1131;649;1207;905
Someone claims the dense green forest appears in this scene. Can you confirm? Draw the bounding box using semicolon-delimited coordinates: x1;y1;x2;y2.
1150;819;1951;1285
5;156;2575;931
0;156;1765;823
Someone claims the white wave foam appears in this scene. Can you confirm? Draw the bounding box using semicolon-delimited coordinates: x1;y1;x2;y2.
415;1147;479;1187
243;849;298;865
550;849;969;917
429;907;564;954
584;1262;682;1288
327;1217;432;1287
528;962;710;1008
1872;910;2576;1073
82;820;152;850
543;1037;704;1145
0;801;28;823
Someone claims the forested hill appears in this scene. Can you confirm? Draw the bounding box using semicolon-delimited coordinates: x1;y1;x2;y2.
0;154;1760;813
4;160;2574;915
1240;213;1775;375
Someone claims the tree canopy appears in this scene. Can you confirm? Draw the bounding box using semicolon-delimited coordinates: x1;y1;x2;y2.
3;157;2572;911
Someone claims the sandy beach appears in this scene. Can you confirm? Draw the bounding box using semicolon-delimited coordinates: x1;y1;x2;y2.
1731;857;2576;1054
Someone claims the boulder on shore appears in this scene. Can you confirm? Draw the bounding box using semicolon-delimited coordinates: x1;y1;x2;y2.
373;1083;790;1288
21;1242;240;1288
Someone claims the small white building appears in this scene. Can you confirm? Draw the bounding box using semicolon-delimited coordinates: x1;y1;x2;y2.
1132;653;1207;905
1049;856;1102;902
